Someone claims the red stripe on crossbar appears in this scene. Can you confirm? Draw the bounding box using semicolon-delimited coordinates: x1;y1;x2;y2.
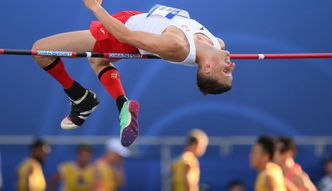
231;53;332;59
264;53;332;59
0;49;4;54
31;51;38;56
231;54;259;59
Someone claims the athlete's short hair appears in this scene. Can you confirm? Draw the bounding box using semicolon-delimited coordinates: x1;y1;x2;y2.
77;143;93;153
326;155;332;164
277;137;297;156
30;139;48;151
185;129;208;146
227;180;245;190
186;136;198;146
197;72;231;95
256;136;276;161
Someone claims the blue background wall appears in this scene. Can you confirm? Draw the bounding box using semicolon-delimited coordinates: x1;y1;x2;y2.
0;0;332;190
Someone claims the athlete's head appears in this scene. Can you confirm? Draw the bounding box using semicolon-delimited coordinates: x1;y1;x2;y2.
197;49;235;95
76;143;93;166
228;180;246;191
274;137;296;165
30;138;51;164
185;129;209;157
104;138;130;165
325;155;332;177
250;136;275;170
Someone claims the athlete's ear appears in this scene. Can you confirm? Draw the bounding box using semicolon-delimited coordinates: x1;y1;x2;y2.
202;62;211;75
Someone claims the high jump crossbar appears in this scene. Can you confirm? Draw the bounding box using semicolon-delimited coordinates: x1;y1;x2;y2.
1;49;332;60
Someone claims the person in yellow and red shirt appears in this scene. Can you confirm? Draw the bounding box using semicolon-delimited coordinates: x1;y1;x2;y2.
17;139;51;191
250;136;287;191
94;138;130;191
171;129;209;191
48;144;96;191
274;137;317;191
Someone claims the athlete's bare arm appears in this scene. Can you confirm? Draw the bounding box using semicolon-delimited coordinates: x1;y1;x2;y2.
48;172;61;191
285;178;301;191
113;167;126;188
293;172;317;191
302;172;318;191
82;0;187;62
183;164;191;191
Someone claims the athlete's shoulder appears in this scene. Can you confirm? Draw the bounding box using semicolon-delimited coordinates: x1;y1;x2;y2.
266;162;283;176
182;151;198;164
19;158;32;166
266;162;281;169
17;158;33;174
59;161;75;167
58;161;76;172
86;163;97;171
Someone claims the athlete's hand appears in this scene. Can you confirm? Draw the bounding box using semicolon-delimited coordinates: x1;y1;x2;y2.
82;0;103;12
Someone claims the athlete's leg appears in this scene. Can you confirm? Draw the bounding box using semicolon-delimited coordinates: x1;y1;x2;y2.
32;30;99;129
88;58;127;111
89;58;139;147
88;11;142;146
32;30;96;66
32;30;96;99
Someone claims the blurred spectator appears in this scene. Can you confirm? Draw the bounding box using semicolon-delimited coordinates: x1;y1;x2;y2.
228;180;246;191
17;138;51;191
274;137;317;191
250;136;286;191
0;152;3;191
94;138;130;191
48;143;96;191
171;129;209;191
199;183;212;191
318;155;332;191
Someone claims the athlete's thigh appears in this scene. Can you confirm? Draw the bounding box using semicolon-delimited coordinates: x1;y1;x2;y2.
33;30;96;52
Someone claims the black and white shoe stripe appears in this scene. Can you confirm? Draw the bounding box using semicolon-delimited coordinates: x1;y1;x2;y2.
61;90;99;129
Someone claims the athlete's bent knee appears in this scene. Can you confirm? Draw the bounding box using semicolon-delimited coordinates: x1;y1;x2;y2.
32;38;48;51
32;39;57;66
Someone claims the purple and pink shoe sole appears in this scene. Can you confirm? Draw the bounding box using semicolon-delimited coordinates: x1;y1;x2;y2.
120;101;140;147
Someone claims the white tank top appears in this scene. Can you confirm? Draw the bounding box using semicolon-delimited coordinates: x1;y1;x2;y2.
125;5;221;67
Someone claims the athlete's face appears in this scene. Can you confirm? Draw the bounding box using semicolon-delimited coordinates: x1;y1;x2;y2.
274;141;287;165
325;161;332;176
250;144;266;169
210;50;235;87
229;185;245;191
195;141;208;157
34;144;51;164
106;152;124;165
77;149;93;165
